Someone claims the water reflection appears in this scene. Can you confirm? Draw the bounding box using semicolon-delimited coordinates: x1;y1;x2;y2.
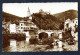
2;40;78;52
3;40;27;52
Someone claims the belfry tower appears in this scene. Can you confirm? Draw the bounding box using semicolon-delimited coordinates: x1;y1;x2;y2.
27;7;30;17
27;7;32;20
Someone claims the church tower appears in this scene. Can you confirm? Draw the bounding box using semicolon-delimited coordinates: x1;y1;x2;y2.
27;7;32;20
27;7;31;17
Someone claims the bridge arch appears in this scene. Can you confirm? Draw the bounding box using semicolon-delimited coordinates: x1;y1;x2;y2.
38;30;63;39
51;33;59;39
39;32;48;39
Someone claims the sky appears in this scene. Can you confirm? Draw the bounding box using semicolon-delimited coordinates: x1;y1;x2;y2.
2;2;78;17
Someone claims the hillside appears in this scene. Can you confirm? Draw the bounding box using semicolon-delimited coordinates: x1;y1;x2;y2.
32;10;78;30
2;9;78;30
54;10;78;22
32;13;63;30
3;11;24;21
2;11;29;25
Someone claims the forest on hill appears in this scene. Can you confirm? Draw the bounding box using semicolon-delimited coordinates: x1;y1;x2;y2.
2;11;29;25
32;10;78;30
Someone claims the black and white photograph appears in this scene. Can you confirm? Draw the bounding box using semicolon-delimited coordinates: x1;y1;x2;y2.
2;2;78;52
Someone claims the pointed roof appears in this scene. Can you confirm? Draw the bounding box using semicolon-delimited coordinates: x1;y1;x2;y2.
27;7;30;12
27;7;31;17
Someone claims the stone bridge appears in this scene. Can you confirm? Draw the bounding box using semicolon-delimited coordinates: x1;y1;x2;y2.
38;30;63;38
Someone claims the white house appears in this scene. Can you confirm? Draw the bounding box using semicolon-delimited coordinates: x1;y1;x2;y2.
64;18;78;31
64;18;78;41
69;18;78;31
15;7;38;34
9;24;16;33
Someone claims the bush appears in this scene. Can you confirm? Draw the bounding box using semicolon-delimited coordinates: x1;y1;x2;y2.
42;37;53;45
62;30;74;42
29;37;38;44
16;34;26;41
3;34;10;48
46;44;53;49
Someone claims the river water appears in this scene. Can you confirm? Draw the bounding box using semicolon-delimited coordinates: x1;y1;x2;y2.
2;39;78;52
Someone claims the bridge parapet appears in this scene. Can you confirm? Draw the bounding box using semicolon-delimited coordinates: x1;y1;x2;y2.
38;30;63;38
38;30;63;34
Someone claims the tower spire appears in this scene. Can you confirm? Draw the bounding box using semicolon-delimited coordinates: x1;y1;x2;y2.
28;7;30;12
27;7;31;17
